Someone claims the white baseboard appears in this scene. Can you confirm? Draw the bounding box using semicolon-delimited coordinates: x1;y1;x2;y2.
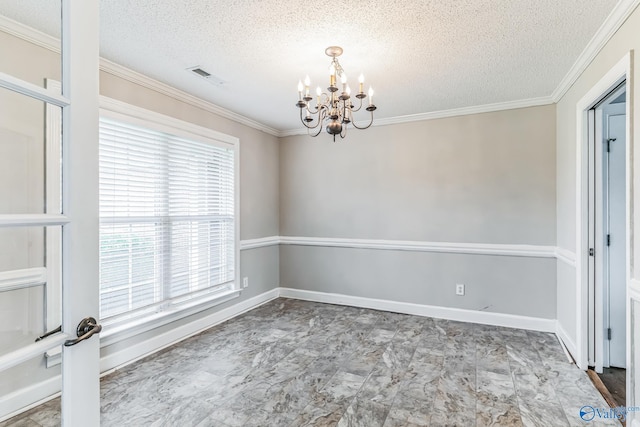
556;321;578;362
278;287;557;333
0;377;60;423
0;288;279;422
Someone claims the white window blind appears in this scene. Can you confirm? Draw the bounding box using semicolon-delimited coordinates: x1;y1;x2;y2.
99;116;236;320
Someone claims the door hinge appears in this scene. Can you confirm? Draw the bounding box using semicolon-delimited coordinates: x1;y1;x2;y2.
589;248;595;256
607;234;611;246
607;328;612;340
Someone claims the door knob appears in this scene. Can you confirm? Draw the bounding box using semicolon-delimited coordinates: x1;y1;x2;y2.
64;317;102;347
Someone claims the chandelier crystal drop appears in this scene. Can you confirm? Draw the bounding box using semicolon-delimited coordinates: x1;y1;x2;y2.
296;46;377;141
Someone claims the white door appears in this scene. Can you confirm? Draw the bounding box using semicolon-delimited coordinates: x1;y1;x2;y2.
0;1;100;425
604;100;626;368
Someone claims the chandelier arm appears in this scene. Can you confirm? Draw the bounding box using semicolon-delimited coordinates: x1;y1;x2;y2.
309;118;324;137
299;106;323;130
308;108;327;137
350;110;375;130
348;96;365;113
340;122;347;139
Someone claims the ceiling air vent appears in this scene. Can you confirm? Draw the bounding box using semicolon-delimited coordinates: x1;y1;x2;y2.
186;66;226;86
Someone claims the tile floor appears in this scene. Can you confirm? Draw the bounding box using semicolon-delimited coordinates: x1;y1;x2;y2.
1;298;619;426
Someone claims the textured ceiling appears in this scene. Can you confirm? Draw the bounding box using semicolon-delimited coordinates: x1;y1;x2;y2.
0;0;619;132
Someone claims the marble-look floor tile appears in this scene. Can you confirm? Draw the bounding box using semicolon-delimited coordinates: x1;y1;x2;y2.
476;401;523;427
518;397;571;427
0;299;618;427
337;397;390;427
289;402;345;427
383;396;432;426
315;371;367;408
358;366;404;406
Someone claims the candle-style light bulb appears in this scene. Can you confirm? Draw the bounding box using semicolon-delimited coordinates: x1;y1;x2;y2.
358;74;364;93
368;87;374;105
297;80;303;100
329;63;336;87
304;75;310;96
341;73;347;92
316;86;322;106
346;85;351;96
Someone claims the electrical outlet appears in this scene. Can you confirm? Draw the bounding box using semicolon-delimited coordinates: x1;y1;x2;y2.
455;283;465;296
243;277;249;288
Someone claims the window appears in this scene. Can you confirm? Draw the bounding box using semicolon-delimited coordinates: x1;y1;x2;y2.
98;107;238;323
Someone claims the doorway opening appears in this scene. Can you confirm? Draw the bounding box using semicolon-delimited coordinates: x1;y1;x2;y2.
587;81;626;405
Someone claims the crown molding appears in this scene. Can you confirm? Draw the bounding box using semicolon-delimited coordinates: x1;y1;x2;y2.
0;14;280;138
279;96;554;137
0;14;59;53
98;59;281;137
551;0;640;102
1;0;637;136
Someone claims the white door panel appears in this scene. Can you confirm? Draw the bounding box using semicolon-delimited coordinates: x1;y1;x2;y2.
0;1;100;424
606;105;626;368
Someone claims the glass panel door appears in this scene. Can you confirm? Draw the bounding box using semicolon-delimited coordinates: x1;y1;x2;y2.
0;1;100;425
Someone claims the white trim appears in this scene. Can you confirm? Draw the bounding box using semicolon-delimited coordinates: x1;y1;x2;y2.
99;59;280;137
0;14;59;53
630;279;640;299
0;214;69;227
551;0;640;102
279;236;556;258
240;236;281;250
280;97;554;136
278;287;556;332
243;236;582;264
555;247;577;268
0;334;69;373
574;52;632;371
556;322;578;363
0;71;70;107
45;79;63;334
0;377;61;423
0;15;280;138
100;96;239;148
0;267;47;293
99;290;240;346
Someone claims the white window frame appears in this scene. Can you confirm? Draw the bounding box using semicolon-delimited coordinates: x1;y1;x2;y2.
43;96;241;366
97;97;241;342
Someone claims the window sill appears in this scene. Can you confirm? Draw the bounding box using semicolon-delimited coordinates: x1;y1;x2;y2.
46;288;241;368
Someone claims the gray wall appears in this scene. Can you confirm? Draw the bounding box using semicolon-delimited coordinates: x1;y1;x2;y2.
280;105;557;319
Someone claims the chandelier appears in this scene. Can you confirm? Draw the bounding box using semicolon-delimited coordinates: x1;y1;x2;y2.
296;46;377;141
